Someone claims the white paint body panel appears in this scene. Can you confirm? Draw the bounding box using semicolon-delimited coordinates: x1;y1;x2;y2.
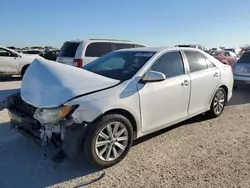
21;47;233;139
138;74;191;133
188;67;220;115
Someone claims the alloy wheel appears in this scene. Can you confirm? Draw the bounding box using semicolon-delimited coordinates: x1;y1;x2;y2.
213;90;225;115
95;121;129;161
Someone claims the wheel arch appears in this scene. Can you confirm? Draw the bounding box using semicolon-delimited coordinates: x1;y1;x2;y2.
21;64;29;76
93;108;138;139
208;84;229;111
219;85;228;100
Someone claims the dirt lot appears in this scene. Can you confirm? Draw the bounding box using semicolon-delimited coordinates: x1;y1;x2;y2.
0;77;250;188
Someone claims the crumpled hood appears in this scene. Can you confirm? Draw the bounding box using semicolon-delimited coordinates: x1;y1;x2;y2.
21;58;120;108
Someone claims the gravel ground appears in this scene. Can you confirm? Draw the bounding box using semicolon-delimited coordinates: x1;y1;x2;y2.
0;77;250;188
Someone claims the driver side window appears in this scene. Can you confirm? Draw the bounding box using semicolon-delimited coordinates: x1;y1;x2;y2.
150;51;185;78
0;48;16;57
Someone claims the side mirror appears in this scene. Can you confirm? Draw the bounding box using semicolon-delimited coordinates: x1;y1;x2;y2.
141;71;166;83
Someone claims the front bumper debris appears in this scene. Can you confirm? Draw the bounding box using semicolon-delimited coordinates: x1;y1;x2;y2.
1;92;88;167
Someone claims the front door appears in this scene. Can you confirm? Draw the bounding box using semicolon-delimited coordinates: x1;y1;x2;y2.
138;51;191;133
184;50;220;116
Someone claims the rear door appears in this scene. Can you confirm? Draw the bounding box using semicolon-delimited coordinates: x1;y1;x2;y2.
83;42;112;65
184;50;220;116
56;42;80;66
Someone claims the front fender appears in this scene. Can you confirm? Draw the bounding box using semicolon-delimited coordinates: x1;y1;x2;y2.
65;92;141;135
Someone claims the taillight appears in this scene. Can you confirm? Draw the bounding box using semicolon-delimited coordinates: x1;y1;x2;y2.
73;59;83;68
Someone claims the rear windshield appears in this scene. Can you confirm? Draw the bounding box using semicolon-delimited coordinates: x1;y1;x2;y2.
83;51;155;81
239;52;250;63
59;42;80;57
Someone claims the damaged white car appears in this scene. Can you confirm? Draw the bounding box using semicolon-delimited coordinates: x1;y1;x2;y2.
0;47;233;168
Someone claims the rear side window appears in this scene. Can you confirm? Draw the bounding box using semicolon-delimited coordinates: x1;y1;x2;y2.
113;43;134;50
85;42;111;57
239;52;250;63
184;51;207;73
59;42;80;57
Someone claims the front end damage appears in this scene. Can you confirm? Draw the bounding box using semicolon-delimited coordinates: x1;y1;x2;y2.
0;92;88;166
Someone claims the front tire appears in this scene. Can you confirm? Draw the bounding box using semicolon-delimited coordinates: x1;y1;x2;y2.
207;88;226;118
83;114;133;168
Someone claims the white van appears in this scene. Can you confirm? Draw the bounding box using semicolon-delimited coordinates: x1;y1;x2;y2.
56;39;147;67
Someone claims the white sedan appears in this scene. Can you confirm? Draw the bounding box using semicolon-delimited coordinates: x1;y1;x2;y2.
0;46;43;76
0;47;233;168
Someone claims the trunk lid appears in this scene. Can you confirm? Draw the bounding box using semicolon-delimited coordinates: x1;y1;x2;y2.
21;58;120;108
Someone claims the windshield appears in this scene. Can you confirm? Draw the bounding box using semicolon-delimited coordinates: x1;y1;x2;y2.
83;51;155;81
239;51;250;63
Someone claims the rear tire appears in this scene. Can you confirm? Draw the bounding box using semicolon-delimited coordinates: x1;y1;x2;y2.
207;88;226;118
83;114;133;168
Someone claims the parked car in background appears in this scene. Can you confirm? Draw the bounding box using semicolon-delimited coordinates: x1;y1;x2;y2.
44;50;59;61
233;51;250;87
210;48;218;51
56;39;147;67
209;48;220;54
0;46;43;76
22;50;45;57
212;50;239;67
224;48;242;57
0;47;233;168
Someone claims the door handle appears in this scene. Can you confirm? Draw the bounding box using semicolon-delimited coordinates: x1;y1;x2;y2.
181;80;189;86
214;72;219;77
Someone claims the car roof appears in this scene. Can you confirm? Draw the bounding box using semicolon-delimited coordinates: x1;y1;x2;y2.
117;46;205;53
64;39;145;45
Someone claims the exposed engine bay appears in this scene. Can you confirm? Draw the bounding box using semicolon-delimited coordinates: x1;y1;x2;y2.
0;92;87;166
